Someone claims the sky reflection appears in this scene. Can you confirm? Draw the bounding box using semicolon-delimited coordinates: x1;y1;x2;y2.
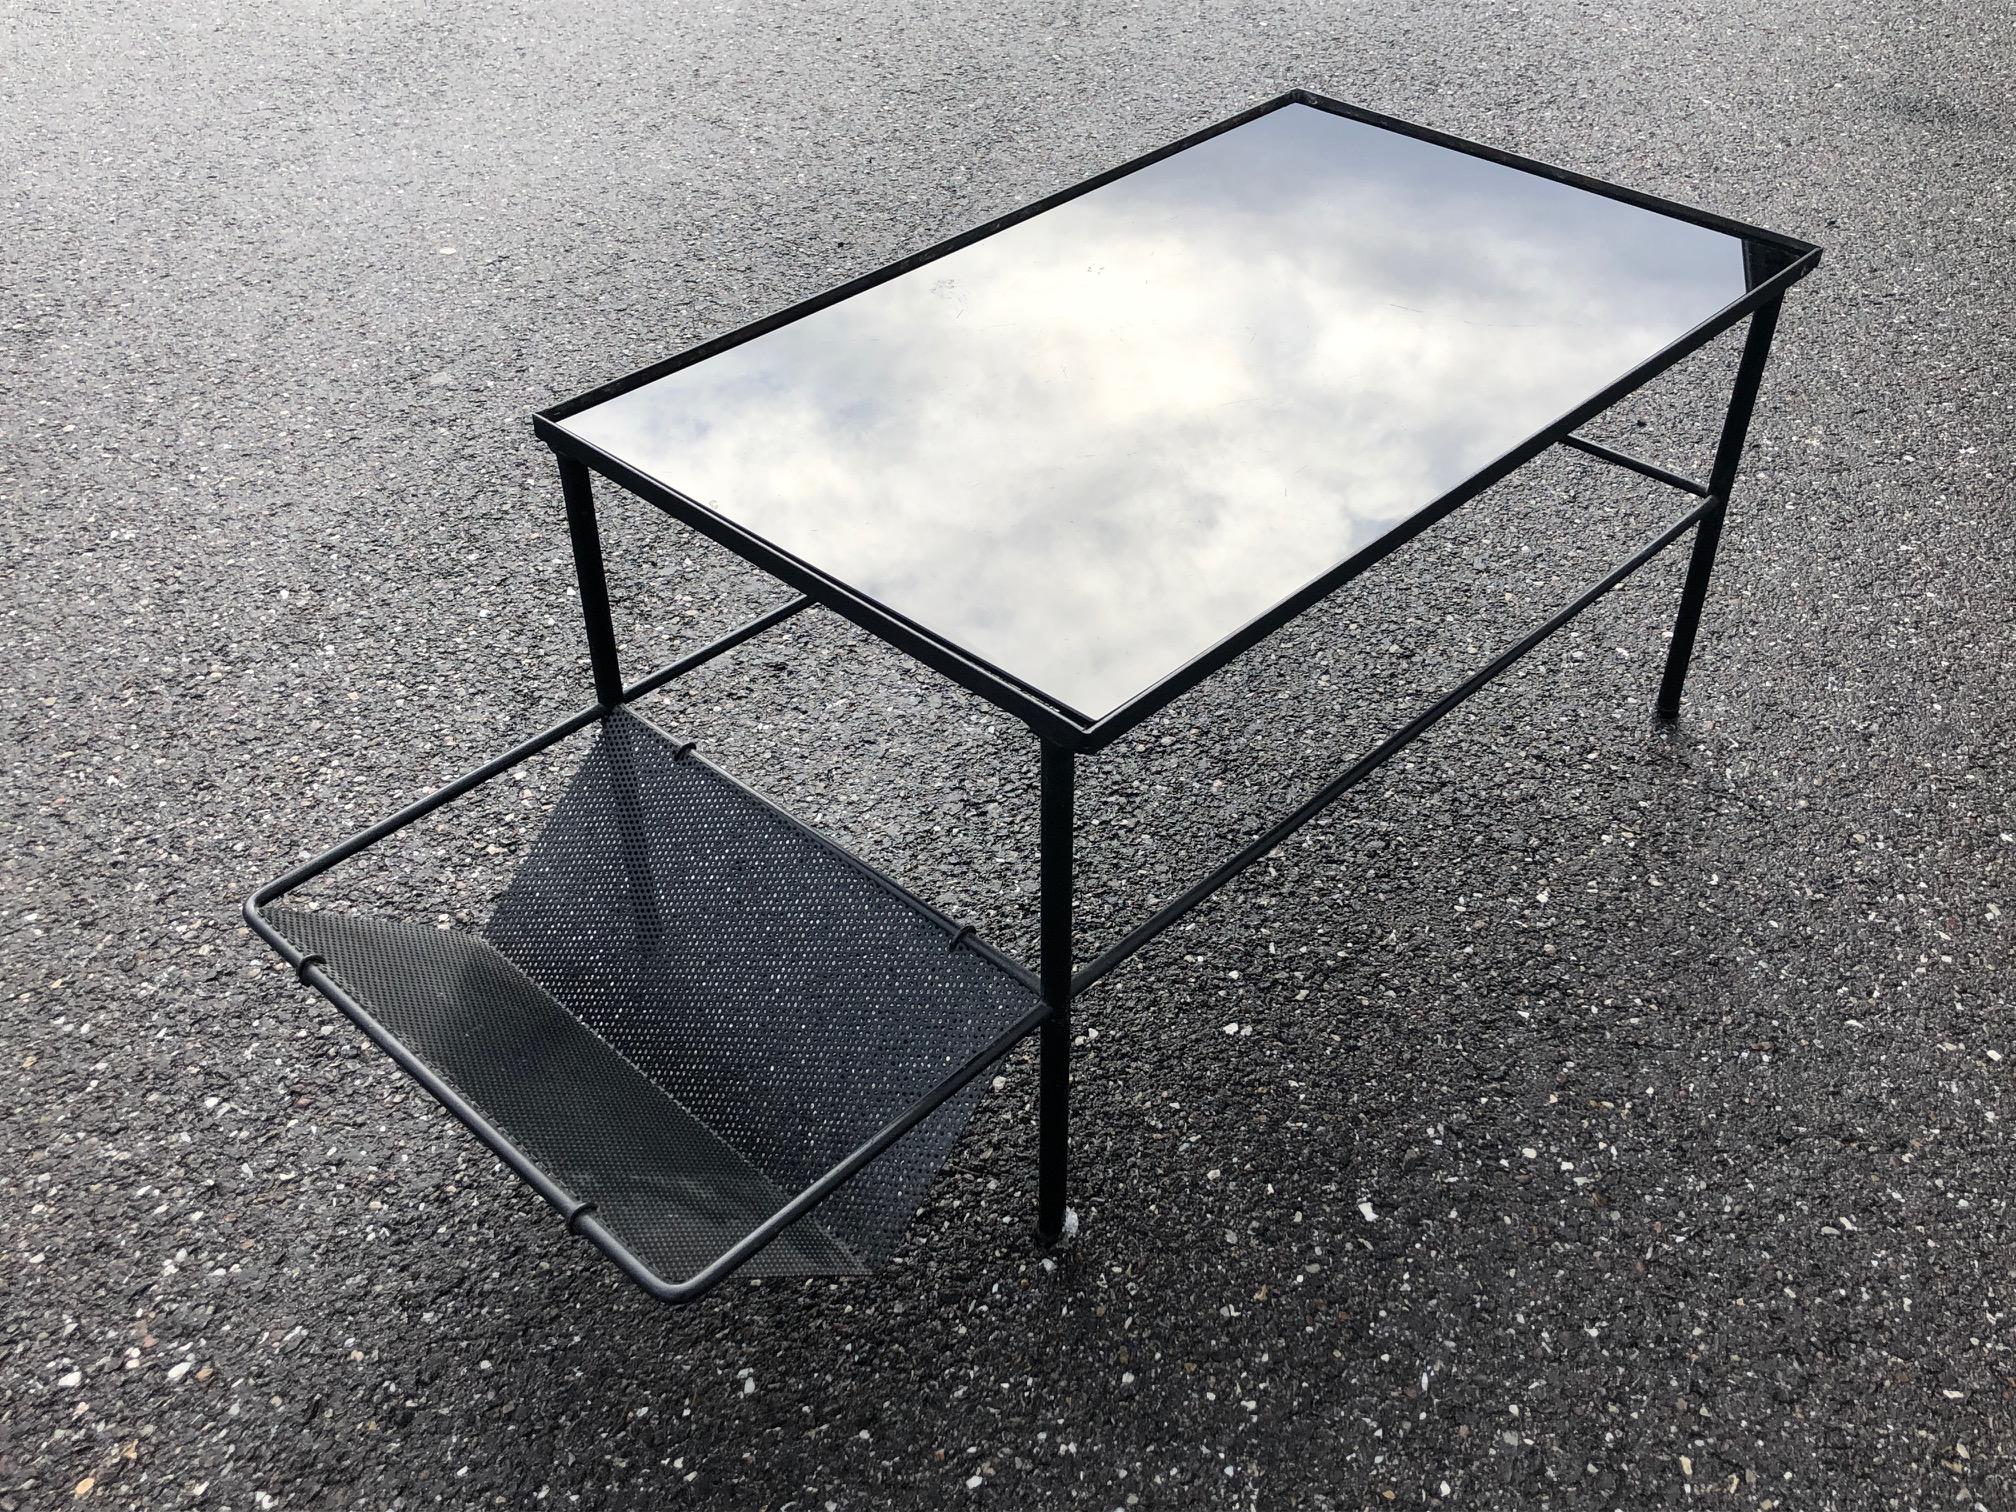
563;103;1756;719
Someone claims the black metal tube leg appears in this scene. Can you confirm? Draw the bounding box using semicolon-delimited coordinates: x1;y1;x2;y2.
559;455;625;707
1036;740;1074;1244
1657;298;1783;719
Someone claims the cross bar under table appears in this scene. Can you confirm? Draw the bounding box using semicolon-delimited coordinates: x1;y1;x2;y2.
1029;299;1785;1237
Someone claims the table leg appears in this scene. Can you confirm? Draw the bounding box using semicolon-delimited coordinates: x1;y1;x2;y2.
559;454;625;708
1037;739;1074;1243
1657;296;1783;719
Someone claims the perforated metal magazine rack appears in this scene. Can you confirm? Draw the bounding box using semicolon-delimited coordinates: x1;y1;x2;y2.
248;91;1818;1303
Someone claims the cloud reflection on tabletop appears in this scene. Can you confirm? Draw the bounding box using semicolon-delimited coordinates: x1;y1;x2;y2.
563;103;1760;721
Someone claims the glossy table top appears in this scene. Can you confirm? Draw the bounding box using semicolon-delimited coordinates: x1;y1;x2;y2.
557;100;1785;723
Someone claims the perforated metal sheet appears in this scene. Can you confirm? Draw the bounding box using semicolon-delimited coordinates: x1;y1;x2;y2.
266;906;856;1275
261;706;1041;1286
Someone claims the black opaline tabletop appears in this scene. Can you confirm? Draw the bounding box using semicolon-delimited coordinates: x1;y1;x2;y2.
559;102;1772;721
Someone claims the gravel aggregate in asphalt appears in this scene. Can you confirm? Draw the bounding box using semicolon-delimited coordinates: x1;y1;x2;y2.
4;1;2013;1508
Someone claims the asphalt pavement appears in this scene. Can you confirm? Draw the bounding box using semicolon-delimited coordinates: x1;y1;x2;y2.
3;1;2012;1507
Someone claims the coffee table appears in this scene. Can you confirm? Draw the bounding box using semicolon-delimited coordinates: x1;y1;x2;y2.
247;92;1819;1303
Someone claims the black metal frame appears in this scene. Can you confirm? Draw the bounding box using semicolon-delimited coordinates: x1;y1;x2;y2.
244;641;1049;1304
534;88;1819;751
250;90;1818;1299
